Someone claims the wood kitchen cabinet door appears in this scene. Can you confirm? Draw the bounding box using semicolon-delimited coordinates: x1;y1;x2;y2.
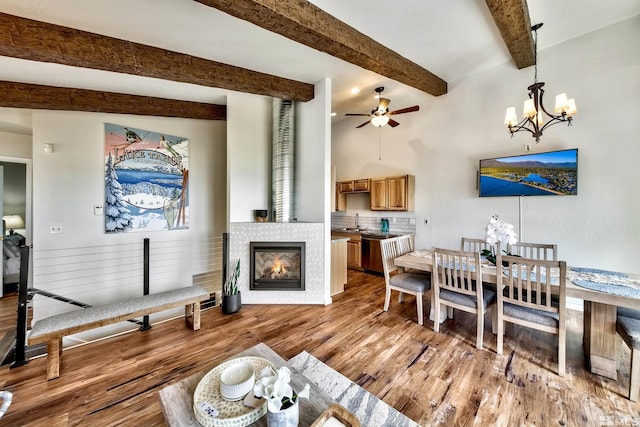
346;241;361;268
338;181;354;193
387;176;408;210
370;178;387;210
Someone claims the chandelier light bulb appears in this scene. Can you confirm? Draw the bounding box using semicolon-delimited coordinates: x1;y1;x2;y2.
566;98;577;116
554;93;568;113
504;107;518;126
522;99;537;118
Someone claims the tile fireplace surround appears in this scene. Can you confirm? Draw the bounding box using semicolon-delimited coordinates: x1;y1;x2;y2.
229;222;326;305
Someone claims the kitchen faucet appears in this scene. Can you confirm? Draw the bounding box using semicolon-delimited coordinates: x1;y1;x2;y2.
355;213;359;228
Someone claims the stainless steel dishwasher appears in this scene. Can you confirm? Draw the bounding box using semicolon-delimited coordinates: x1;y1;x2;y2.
361;234;397;275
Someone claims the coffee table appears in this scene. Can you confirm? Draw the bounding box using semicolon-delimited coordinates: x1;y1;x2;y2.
158;343;336;427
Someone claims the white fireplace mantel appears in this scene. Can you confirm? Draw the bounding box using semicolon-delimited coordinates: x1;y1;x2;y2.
229;222;327;305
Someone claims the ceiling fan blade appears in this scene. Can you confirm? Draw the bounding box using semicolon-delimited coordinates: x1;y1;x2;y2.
388;118;400;127
356;120;371;128
345;113;371;117
390;105;420;115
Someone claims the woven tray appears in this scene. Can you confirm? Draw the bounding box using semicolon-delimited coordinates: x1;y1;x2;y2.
193;356;276;427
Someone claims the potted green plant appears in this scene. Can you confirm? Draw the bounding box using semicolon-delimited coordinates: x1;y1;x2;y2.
221;259;241;314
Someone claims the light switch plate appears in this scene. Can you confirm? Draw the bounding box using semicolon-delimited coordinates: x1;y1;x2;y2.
94;205;104;215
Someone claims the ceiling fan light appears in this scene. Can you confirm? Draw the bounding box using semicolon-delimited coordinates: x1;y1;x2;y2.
371;115;389;127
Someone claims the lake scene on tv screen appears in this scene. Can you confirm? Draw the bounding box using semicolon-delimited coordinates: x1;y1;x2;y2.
479;149;577;197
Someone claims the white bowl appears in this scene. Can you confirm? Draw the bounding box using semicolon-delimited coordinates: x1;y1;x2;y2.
219;361;255;401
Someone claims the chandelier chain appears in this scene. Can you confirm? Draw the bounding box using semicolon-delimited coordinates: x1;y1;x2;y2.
533;27;538;83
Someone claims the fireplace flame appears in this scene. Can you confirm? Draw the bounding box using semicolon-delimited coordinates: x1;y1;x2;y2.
270;257;288;279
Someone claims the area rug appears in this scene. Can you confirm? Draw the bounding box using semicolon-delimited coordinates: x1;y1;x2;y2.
289;351;420;427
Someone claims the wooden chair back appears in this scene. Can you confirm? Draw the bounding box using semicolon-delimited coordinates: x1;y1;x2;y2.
507;242;558;261
432;248;482;299
380;237;401;281
396;234;414;255
460;237;490;253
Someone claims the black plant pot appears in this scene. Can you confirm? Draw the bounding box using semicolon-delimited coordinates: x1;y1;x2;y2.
221;292;241;314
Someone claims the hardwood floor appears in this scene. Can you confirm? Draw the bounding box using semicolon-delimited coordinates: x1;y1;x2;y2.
1;270;639;426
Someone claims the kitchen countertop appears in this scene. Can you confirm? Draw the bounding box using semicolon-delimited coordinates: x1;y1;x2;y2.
331;236;350;243
331;228;406;238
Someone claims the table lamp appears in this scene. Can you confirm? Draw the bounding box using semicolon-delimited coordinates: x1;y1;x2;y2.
3;215;25;235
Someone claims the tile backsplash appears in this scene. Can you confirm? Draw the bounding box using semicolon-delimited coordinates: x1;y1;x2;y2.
331;213;416;235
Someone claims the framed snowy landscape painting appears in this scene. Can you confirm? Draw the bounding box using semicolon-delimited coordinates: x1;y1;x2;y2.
104;123;189;233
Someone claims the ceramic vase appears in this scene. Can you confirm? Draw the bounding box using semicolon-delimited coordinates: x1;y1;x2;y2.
221;291;241;314
266;398;299;427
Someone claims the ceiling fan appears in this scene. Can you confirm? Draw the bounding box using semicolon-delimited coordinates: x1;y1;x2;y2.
345;87;420;128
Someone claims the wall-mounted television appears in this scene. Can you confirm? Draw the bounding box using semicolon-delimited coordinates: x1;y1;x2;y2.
479;148;578;197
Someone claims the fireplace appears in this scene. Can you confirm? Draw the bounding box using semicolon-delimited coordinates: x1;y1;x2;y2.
250;242;305;291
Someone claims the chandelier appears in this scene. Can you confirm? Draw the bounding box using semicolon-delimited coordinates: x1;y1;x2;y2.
504;23;577;151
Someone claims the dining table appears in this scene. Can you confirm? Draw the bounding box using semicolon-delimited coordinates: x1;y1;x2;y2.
394;249;640;380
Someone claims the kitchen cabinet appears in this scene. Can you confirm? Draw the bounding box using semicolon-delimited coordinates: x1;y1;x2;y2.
331;231;362;269
347;239;361;269
338;179;370;193
370;175;414;211
330;238;348;295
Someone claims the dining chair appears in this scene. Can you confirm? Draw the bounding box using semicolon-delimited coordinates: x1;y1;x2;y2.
396;234;415;253
396;234;429;277
507;242;558;261
460;237;491;254
496;254;566;376
431;248;496;350
616;307;640;401
380;237;431;325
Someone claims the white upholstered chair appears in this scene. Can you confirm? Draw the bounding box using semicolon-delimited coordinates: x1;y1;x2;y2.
496;254;566;376
380;237;431;325
431;248;496;349
508;242;558;261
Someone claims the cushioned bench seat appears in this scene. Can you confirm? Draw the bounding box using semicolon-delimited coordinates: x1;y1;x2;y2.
28;285;210;379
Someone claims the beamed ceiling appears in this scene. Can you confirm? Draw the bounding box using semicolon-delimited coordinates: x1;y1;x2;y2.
0;0;638;122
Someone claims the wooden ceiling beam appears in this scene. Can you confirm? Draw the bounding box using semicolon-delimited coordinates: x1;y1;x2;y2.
0;81;227;120
0;12;314;102
194;0;447;96
485;0;535;69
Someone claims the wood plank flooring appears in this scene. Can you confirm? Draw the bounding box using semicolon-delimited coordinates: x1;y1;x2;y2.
1;270;639;426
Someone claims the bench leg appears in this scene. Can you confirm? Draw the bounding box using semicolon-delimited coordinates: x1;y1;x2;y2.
185;302;201;330
47;338;62;380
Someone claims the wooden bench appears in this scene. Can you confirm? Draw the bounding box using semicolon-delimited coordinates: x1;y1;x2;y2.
28;285;210;380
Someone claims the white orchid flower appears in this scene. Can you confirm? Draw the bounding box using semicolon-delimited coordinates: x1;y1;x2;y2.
253;365;309;412
484;214;517;253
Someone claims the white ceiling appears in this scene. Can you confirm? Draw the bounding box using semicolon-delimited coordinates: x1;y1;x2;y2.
0;0;638;132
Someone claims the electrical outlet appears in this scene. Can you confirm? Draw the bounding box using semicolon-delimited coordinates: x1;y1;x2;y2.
49;224;63;234
409;218;416;225
392;217;396;224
